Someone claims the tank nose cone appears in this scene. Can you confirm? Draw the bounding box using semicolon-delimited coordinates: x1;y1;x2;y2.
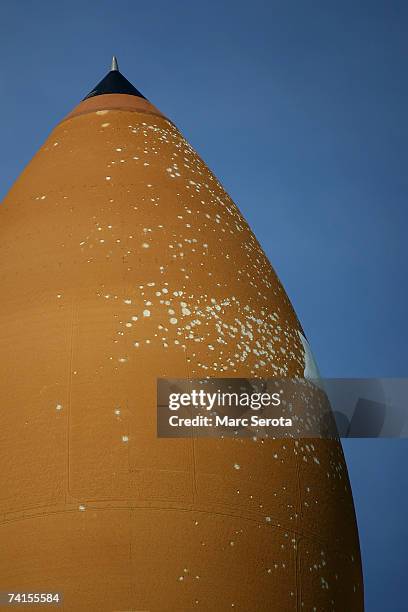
83;56;146;101
61;56;168;125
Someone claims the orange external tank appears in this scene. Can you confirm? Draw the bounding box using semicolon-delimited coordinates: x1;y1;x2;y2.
0;58;363;611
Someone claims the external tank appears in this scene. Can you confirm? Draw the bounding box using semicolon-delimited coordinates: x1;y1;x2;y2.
0;59;363;611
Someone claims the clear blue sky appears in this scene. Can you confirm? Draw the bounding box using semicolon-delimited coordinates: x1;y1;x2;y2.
1;1;407;609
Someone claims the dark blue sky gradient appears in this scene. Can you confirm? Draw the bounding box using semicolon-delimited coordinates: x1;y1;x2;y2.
0;1;407;609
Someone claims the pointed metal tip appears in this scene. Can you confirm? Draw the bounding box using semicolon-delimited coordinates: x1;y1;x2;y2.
111;56;119;72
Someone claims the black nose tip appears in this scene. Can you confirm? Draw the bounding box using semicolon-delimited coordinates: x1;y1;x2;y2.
83;57;146;101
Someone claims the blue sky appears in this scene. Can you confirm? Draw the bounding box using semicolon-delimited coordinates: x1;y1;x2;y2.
1;1;407;609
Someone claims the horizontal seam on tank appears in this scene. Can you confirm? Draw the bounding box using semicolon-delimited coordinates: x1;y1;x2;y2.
59;110;177;129
0;505;356;556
